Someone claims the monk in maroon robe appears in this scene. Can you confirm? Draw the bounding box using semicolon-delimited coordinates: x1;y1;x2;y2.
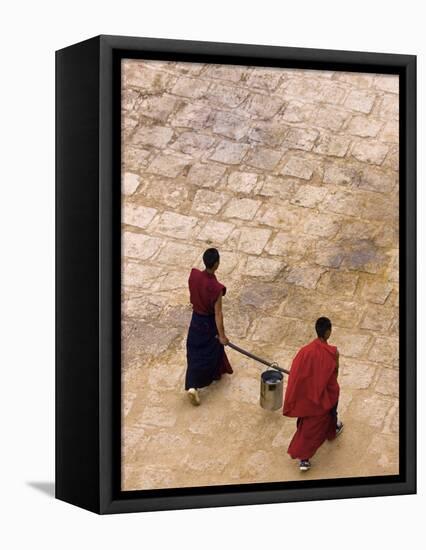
283;317;343;471
185;248;233;406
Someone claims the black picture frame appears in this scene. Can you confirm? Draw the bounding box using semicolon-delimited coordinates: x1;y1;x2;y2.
55;34;416;514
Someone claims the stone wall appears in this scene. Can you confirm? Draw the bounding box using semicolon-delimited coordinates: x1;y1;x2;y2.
121;59;399;490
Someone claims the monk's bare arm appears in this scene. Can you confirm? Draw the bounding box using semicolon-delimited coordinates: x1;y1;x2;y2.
214;292;229;345
335;348;339;378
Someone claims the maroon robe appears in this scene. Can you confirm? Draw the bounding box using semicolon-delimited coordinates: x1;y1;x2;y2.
283;338;339;460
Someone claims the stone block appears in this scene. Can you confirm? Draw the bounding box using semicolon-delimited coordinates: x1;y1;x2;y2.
361;278;393;304
323;162;357;186
171;76;210;99
290;184;328;208
259;176;296;200
249;316;290;343
169;131;216;157
266;232;315;260
123;172;141;196
209;140;250;164
146;153;190;178
344;89;376;113
149;211;199;239
375;368;398;396
346;115;383;138
316;271;359;298
172;103;213;130
373;75;399;94
302;211;341;238
248;123;288;147
331;329;372;358
361;305;394;332
141;177;189;209
281;156;314;180
244;93;285;119
380;119;399;144
245;256;284;279
286;265;324;289
123;202;157;228
379;94;399;119
368;337;398;367
246;68;283;91
351;140;389;165
223;198;262;220
140;406;177;428
227;171;258;194
205;83;249;108
123;231;163;260
315;105;349;131
350;395;393;429
122;262;164;290
192;189;229;214
340;360;376;389
212;110;251;140
203;64;248;82
238;281;288;310
235;227;272;255
137;94;179;123
314;133;351;157
131;125;174;148
245;147;283;171
285;127;319;151
281;101;316;123
124;63;175;94
153;241;201;267
186;162;227;187
196;220;235;244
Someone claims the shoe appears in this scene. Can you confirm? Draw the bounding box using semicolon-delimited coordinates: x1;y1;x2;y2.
299;460;311;471
336;420;344;436
187;388;200;406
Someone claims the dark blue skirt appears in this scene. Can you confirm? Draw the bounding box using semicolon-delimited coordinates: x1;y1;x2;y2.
185;312;229;390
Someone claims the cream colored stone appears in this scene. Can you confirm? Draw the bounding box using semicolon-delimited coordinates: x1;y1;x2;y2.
212;111;251;140
196;220;235;244
361;305;394;332
227;171;258;193
375;368;398;396
266;232;315;260
315;105;349;131
290;185;328;208
172;103;213;129
235;227;272;255
351;140;389;165
186;162;227;187
223;198;262;220
286;265;325;289
123;203;157;228
147;153;190;177
123;231;163;260
344;89;376;113
340;360;376;390
209;140;250;164
285;127;319;151
131;125;174;148
368;337;398;366
171;76;210;98
244;93;285;119
259;176;296;200
245;147;283;171
346;116;383;137
316;271;359;297
192;189;229;214
138;94;178;123
331;329;372;358
149;211;199;239
245;256;284;279
170;132;216;157
249;122;288;147
123;172;141;195
281;156;314;180
122;262;164;290
314;134;351;157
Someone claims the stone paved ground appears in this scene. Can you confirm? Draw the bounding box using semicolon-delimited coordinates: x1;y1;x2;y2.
120;60;399;490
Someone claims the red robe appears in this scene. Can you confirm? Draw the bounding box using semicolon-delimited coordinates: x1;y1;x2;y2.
283;338;339;460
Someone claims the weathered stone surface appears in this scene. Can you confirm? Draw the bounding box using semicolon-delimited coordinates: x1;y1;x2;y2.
131;125;174;148
209;140;250;164
290;184;328;208
192;189;229;214
141;178;189;208
285;127;319;151
316;271;359;297
347;115;383;137
314;134;351;157
227;171;258;193
234;227;272;255
375;368;398;396
373;75;399;94
368;337;398;366
246;68;283;91
245;147;283;171
344;89;376;113
281;156;314;180
245;256;284;279
186;162;227;187
123;203;158;228
212;110;251;140
196;220;235;244
171;103;213;129
259;176;296;200
249;123;288;147
340;360;376;389
244;93;285;119
121;61;400;490
361;278;393;304
331;329;372;358
266;232;315;260
122;262;164;290
153;241;201;267
315;105;349;131
286;265;324;289
351;140;389;165
149;211;199;239
171;76;210;98
361;305;394;332
146;153;190;177
170;131;216;157
302;211;342;238
223;198;262;220
123;231;163;260
123;172;141;195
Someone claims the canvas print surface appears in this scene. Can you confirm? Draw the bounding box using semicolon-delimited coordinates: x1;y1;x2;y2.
120;59;399;491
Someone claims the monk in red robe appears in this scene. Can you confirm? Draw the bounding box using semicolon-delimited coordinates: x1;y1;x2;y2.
185;248;233;406
283;317;343;471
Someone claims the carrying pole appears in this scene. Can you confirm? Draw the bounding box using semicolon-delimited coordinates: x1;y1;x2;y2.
226;341;290;375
